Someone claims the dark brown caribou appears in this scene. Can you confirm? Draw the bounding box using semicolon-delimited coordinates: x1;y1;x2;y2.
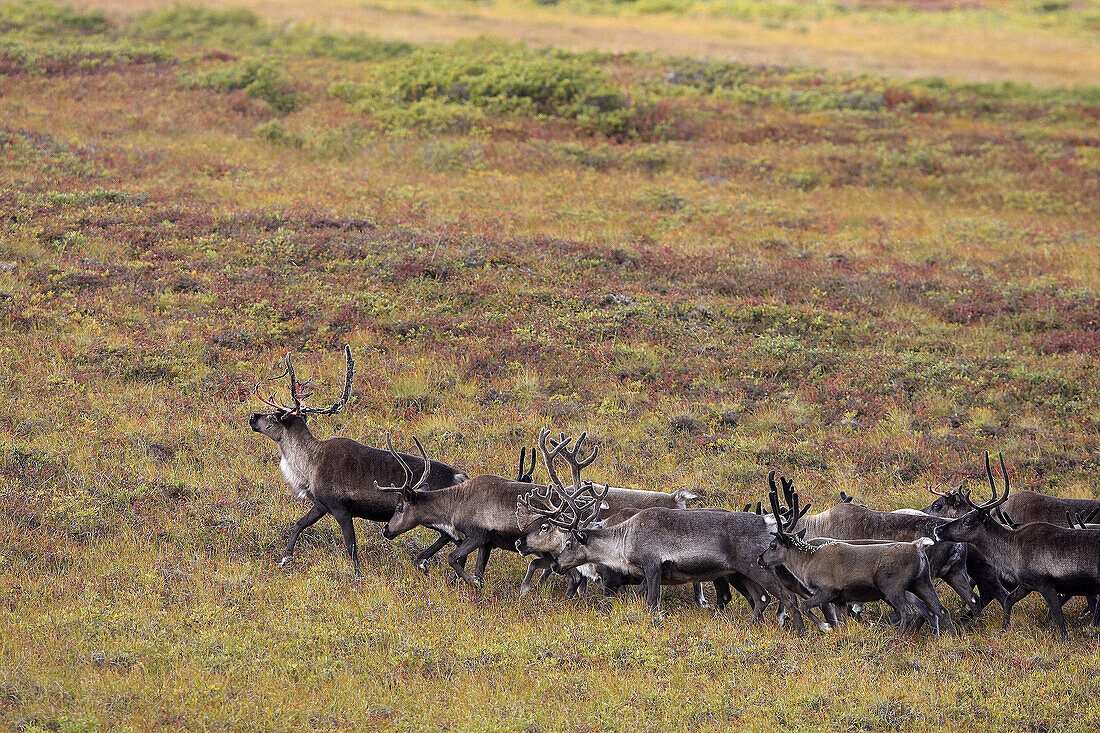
248;346;466;574
933;453;1100;638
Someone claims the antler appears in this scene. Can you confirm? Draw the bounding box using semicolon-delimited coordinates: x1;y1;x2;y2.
373;433;431;499
926;480;948;497
767;472;789;538
549;431;599;492
515;446;536;483
254;345;354;416
962;452;1010;512
778;476;809;529
300;344;354;415
536;428;569;489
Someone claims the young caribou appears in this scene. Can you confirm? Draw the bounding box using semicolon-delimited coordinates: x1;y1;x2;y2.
759;473;956;635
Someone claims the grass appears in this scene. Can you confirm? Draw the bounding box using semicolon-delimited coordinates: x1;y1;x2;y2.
1;1;1099;730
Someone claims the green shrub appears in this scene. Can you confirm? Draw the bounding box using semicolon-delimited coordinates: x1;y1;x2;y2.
286;31;414;62
178;60;304;113
254;120;304;147
335;42;633;136
0;37;172;73
130;6;267;43
0;0;108;36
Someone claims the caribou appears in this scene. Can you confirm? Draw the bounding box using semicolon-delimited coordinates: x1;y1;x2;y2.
249;346;467;575
924;467;1100;525
933;453;1100;637
760;473;956;635
515;429;701;598
546;479;812;631
770;475;983;616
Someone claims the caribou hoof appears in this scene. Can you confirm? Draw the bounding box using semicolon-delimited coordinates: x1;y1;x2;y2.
277;555;295;567
697;598;710;609
416;559;430;575
468;577;483;589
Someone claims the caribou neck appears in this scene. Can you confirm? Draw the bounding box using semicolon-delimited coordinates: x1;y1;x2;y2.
963;519;1018;565
277;418;321;456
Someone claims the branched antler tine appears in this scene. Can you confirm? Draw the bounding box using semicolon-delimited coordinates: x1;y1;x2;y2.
528;494;567;518
927;480;948;497
537;428;569;488
409;436;431;492
254;386;290;412
767;470;779;500
999;452;1010;496
386;432;412;488
961;486;981;511
1086;507;1100;525
1067;511;1079;529
781;476;796;509
784;484;803;533
756;501;763;516
373;432;412;493
266;362;291;382
742;503;752;513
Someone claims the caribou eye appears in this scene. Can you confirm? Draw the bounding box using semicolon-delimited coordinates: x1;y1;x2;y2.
541;523;549;532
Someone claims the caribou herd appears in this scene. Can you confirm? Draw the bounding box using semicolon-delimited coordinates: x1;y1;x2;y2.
249;347;1100;637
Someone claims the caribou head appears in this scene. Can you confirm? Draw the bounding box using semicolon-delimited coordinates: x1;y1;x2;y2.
933;453;1010;542
515;428;608;555
921;477;970;518
758;471;816;568
249;344;354;442
376;434;433;540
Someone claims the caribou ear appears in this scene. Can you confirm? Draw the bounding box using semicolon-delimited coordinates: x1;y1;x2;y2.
795;529;807;540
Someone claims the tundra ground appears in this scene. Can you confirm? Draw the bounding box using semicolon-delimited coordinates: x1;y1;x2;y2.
1;1;1099;731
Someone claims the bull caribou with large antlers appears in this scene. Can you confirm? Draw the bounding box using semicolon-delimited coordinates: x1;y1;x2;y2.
934;453;1100;637
249;346;467;574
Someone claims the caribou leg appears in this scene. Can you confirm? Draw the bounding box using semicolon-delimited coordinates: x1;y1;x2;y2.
910;579;956;636
414;532;454;573
280;503;327;565
519;556;553;595
447;534;488;587
472;544;492;582
693;583;709;609
966;554;1009;615
1001;585;1031;631
643;563;664;610
330;508;360;576
1036;584;1070;639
